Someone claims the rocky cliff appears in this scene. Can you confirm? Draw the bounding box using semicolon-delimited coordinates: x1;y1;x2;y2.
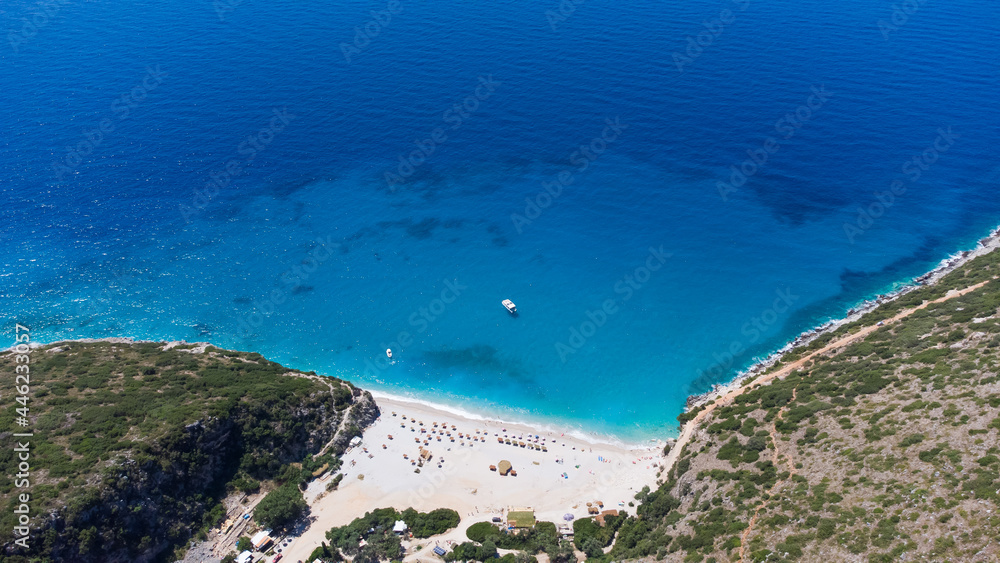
0;341;376;563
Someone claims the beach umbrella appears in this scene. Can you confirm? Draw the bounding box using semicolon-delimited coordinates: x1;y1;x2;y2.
563;514;574;521
498;460;512;475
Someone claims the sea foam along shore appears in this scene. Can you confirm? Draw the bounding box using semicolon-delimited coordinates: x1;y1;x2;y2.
366;389;667;451
682;223;1000;416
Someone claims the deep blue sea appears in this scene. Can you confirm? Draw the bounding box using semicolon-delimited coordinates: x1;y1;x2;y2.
2;0;998;442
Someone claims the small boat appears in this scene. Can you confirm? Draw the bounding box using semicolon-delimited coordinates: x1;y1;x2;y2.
502;299;517;314
386;348;393;359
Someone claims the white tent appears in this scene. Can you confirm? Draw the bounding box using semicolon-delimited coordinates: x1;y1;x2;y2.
392;520;408;534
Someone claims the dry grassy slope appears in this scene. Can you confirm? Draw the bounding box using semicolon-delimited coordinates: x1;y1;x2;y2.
649;255;1000;563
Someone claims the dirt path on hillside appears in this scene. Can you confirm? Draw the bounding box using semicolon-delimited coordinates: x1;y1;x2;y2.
661;279;990;481
738;387;799;561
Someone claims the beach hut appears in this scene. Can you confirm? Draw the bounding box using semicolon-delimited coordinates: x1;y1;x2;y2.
497;460;512;476
251;530;273;550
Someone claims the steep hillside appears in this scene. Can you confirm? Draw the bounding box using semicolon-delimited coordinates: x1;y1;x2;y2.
0;341;378;563
604;248;1000;562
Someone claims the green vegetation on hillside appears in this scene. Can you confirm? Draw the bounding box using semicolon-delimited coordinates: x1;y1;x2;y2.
597;247;1000;562
0;342;372;563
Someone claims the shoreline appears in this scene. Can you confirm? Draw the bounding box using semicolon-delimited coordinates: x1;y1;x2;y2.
23;336;674;451
19;224;1000;448
366;389;666;451
27;337;665;450
683;223;1000;414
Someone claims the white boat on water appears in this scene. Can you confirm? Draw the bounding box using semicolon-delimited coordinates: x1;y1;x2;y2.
502;299;517;314
386;348;393;359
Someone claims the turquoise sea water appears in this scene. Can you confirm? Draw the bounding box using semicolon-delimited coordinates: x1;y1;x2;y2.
2;0;999;441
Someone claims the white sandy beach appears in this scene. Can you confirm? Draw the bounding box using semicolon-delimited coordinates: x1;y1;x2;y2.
280;394;664;562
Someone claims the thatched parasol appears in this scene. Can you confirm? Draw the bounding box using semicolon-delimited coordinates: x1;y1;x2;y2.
497;460;512;475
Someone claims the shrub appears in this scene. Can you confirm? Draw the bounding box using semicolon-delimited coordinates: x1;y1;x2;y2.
467;522;501;543
535;521;557;538
745;436;767;452
637;489;681;519
401;508;461;538
255;482;308;530
976;454;999;466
